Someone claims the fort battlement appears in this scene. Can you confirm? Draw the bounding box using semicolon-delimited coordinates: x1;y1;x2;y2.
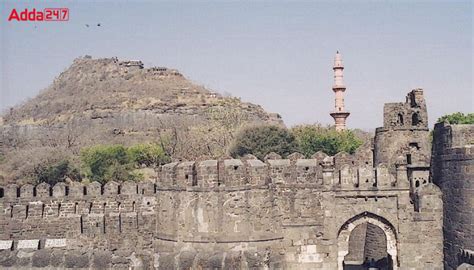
0;153;411;203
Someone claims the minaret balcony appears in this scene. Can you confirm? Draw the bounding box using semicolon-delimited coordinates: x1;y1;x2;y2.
330;111;350;118
332;85;346;91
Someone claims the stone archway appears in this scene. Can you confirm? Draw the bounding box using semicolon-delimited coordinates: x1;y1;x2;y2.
337;212;398;270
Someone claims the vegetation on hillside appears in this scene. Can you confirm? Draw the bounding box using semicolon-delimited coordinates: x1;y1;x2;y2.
437;112;474;124
229;124;365;159
35;160;81;186
229;125;298;160
80;143;169;184
292;124;363;156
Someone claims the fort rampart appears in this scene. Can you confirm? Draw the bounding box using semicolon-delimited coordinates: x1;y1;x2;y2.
432;122;474;270
0;151;443;269
0;89;450;269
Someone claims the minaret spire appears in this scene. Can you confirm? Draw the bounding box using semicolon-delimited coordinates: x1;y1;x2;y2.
330;51;350;131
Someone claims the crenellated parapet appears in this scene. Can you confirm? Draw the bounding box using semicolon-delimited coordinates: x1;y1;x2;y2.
151;153;405;191
0;153;411;204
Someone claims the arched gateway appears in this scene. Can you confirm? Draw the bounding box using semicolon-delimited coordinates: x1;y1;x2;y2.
337;212;398;270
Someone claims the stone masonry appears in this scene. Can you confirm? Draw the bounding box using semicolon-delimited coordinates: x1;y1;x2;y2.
432;122;474;270
0;89;460;269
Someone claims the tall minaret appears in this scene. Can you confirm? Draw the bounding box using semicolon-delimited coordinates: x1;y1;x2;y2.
330;51;350;131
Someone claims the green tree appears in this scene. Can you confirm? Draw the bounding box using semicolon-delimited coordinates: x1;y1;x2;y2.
35;160;81;185
437;112;474;124
291;124;363;157
80;145;135;184
127;143;170;167
229;125;297;160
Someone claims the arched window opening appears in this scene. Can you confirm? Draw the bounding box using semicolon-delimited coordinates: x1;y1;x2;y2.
397;113;404;125
412;113;420;126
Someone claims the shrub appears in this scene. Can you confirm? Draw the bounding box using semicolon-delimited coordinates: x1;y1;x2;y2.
291;124;363;157
127;143;170;167
80;145;135;184
80;143;170;183
229;125;297;160
437;112;474;124
35;160;81;186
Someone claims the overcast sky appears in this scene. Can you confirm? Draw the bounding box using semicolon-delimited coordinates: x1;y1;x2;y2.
1;1;472;130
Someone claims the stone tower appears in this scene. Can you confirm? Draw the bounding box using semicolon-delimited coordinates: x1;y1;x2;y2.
330;51;350;131
374;89;431;178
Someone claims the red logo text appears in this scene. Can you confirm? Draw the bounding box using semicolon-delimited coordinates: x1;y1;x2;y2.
8;8;69;22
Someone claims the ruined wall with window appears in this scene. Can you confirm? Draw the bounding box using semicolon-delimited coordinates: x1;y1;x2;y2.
374;89;431;184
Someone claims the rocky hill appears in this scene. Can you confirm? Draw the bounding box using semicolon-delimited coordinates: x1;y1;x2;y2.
0;56;281;183
3;56;278;125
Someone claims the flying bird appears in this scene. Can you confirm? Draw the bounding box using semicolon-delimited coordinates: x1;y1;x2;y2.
97;23;101;27
85;24;89;27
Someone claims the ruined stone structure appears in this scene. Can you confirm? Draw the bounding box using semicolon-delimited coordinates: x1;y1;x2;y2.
374;88;431;184
0;90;451;269
330;51;350;131
432;122;474;270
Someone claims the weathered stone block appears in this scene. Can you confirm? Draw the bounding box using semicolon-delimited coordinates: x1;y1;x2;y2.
65;253;89;268
32;250;51;268
45;238;67;248
0;240;13;250
17;240;39;250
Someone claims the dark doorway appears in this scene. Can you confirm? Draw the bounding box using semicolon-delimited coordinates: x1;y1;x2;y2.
343;222;393;270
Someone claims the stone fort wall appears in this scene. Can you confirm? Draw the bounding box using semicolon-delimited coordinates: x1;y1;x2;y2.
0;151;443;269
0;89;448;269
431;122;474;270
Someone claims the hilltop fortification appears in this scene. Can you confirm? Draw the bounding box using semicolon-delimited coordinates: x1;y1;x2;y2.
0;57;282;183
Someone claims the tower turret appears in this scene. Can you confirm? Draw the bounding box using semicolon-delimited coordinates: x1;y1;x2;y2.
330;51;350;131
